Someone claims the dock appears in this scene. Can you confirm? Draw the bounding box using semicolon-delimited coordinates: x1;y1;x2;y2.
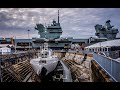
1;50;117;82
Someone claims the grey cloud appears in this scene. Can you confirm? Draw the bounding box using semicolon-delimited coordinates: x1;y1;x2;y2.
0;8;120;39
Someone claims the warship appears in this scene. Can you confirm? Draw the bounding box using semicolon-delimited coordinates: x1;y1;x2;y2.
30;42;59;76
95;20;119;40
1;9;120;82
34;10;62;40
85;20;120;59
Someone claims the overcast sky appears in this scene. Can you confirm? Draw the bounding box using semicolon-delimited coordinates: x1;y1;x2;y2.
0;8;120;39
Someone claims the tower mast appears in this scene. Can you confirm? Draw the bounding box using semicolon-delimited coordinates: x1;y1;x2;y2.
58;10;59;24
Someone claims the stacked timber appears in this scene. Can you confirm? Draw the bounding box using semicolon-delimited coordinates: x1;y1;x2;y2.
91;60;112;82
1;51;38;68
62;52;93;82
53;50;66;59
1;60;41;82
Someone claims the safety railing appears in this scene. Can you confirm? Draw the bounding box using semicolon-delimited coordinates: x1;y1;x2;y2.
93;52;120;82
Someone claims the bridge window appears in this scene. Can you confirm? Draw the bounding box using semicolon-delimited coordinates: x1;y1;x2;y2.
89;48;91;51
103;48;105;51
17;42;32;46
108;48;111;51
105;48;107;51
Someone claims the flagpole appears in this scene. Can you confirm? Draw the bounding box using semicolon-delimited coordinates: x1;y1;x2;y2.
15;36;16;53
28;30;30;51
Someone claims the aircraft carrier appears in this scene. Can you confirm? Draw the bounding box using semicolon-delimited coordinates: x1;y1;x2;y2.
0;10;120;82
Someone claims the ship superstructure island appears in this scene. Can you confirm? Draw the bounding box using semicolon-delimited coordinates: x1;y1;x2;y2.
2;11;120;51
1;9;120;83
35;10;62;39
95;20;119;40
